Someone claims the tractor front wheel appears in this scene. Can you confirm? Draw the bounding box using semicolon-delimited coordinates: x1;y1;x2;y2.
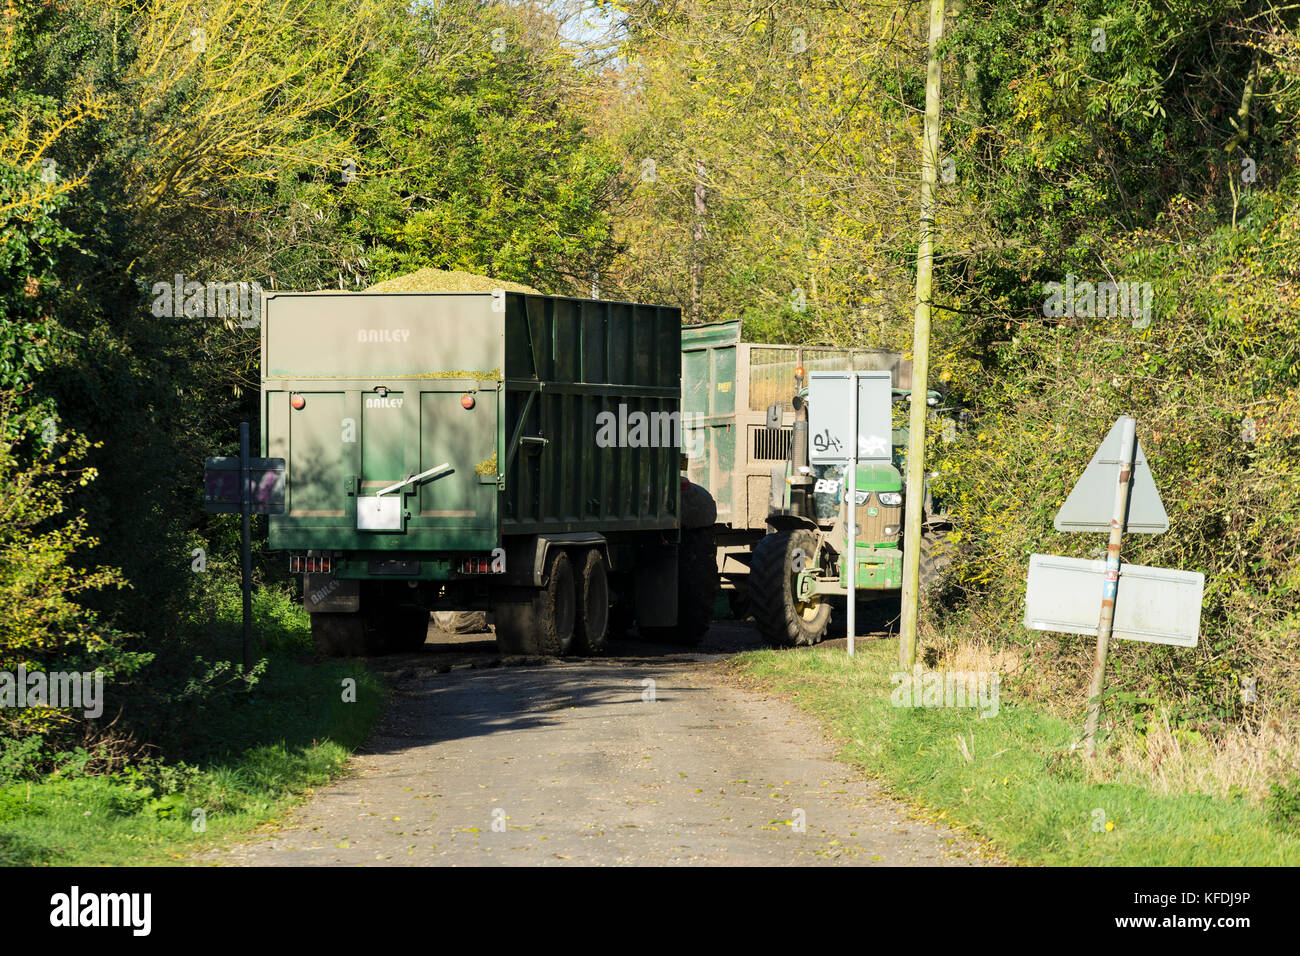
749;529;832;647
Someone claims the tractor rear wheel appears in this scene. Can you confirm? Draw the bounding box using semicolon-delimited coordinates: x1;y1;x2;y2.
749;529;832;647
919;529;952;590
639;527;718;645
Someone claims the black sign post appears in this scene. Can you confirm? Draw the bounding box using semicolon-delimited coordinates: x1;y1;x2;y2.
203;425;284;675
239;423;253;674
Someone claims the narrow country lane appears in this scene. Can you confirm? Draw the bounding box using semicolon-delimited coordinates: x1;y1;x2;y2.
203;623;994;866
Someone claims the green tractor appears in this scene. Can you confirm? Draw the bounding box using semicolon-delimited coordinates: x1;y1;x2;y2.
748;372;953;647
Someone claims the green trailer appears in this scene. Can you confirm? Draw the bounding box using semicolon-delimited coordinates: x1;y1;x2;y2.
680;321;914;615
262;290;718;656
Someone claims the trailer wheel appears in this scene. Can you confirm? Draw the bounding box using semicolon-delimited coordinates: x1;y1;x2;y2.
493;549;577;656
640;527;718;645
749;529;831;647
573;549;610;656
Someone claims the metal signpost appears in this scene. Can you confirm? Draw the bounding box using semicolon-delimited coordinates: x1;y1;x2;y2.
204;422;285;674
1024;415;1202;756
846;373;858;657
808;370;893;656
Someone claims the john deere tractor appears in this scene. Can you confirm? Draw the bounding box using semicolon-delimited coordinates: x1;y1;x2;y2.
748;371;952;647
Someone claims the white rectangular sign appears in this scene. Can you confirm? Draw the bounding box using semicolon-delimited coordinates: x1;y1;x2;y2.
357;496;402;531
1024;554;1203;648
807;370;893;464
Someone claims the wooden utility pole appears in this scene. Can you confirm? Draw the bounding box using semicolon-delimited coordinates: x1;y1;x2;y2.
899;0;945;670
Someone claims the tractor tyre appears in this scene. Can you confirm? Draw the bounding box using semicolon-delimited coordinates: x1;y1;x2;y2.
749;529;832;647
640;527;718;645
919;529;952;591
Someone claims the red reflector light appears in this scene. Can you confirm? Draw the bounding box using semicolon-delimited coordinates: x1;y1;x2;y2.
293;555;330;574
795;365;805;378
461;393;475;409
291;394;306;410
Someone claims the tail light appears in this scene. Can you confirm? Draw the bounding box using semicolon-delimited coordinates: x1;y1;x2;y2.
290;555;331;574
456;555;500;574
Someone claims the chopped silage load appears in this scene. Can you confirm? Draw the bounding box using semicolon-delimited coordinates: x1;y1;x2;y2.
365;267;540;294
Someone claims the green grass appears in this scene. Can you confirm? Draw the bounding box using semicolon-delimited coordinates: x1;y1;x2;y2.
0;653;385;866
733;641;1300;866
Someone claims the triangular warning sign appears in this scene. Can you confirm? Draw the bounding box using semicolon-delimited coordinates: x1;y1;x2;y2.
1054;417;1169;534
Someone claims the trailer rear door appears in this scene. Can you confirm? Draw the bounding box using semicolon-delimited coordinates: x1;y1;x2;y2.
262;292;504;552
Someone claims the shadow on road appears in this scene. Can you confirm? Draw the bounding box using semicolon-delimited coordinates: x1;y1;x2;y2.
341;600;902;759
339;616;762;758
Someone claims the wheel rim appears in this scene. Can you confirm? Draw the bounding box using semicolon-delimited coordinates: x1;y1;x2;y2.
796;595;823;622
790;536;821;623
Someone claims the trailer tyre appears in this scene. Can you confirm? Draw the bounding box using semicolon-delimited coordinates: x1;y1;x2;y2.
749;529;831;647
573;549;610;656
640;527;718;645
494;549;577;657
677;526;719;643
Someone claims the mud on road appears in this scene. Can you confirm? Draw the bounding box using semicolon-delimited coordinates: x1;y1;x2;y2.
203;619;996;866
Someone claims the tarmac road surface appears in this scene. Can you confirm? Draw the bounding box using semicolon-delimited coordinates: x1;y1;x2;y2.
203;620;994;866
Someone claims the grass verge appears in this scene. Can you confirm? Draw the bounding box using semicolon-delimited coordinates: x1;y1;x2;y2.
0;653;384;866
731;639;1300;865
